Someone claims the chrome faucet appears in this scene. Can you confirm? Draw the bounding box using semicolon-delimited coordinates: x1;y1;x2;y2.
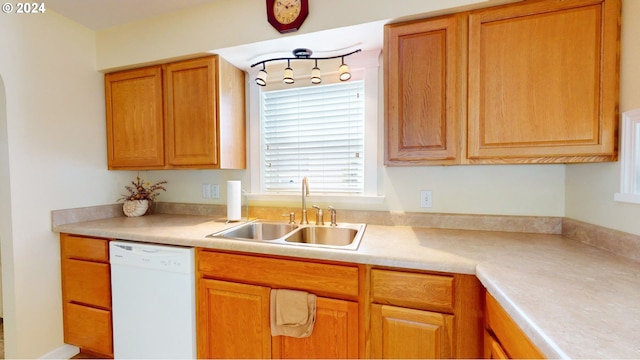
301;177;309;224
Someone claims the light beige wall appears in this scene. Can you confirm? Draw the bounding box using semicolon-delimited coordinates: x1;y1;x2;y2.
565;0;640;236
0;11;134;358
96;0;509;71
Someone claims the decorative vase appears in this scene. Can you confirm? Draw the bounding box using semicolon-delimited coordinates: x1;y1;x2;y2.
123;200;149;217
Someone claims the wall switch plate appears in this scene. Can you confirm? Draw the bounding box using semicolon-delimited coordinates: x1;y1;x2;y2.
210;184;220;199
420;190;432;208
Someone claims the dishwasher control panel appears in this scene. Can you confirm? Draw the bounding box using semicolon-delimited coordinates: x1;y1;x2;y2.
110;241;194;274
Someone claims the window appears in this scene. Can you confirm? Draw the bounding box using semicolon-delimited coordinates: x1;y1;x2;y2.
614;109;640;203
248;50;380;200
261;81;365;194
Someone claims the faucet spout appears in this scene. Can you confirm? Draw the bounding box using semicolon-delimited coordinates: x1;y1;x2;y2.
301;177;309;224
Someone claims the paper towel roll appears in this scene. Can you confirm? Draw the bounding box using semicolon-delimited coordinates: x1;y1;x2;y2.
227;180;242;221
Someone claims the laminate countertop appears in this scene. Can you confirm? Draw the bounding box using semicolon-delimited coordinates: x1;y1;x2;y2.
54;214;640;359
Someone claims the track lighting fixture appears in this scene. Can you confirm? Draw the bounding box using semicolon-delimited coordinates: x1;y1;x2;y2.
338;57;351;81
251;48;361;86
256;63;268;86
283;59;294;84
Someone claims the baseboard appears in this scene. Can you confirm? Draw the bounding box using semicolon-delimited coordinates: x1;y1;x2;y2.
40;344;79;359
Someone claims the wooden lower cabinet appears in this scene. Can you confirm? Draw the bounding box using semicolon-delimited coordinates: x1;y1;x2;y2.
196;249;362;359
485;292;545;359
370;268;483;359
371;304;454;358
485;331;509;359
272;297;359;359
60;233;113;357
198;279;272;359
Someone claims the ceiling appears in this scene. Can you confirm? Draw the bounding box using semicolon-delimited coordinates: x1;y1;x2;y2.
45;0;384;71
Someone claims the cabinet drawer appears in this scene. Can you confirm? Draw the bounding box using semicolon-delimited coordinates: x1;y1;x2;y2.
61;233;109;262
62;259;111;309
64;302;113;356
197;250;360;300
485;292;544;359
371;269;453;313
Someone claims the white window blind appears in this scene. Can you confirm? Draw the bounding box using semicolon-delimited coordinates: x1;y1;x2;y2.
261;81;365;194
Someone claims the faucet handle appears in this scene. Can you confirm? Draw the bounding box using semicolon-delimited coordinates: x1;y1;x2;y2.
328;206;337;226
281;212;296;225
312;205;324;225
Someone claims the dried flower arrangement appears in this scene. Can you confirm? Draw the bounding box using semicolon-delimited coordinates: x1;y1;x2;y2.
118;176;168;202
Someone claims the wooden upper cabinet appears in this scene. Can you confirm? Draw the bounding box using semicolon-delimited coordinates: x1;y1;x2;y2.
105;55;246;170
467;0;620;163
385;14;466;165
105;66;165;169
165;57;218;167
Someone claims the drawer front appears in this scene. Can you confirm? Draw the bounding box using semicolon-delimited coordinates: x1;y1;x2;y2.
371;269;454;313
198;250;360;300
61;233;109;262
63;259;111;309
485;292;544;359
64;302;113;356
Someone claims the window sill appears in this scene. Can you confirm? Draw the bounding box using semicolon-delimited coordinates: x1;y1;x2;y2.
614;192;640;204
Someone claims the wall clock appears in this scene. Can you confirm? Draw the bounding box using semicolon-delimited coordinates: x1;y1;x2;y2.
266;0;309;34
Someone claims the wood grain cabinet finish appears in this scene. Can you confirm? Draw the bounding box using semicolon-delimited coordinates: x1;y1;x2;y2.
60;233;113;357
105;66;165;169
371;304;454;359
467;0;620;163
385;0;620;165
370;269;483;359
105;55;245;170
385;14;466;165
196;249;362;359
485;292;545;359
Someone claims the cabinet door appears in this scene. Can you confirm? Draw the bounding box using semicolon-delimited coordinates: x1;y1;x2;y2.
468;0;620;163
165;57;219;167
105;66;165;169
197;279;272;359
371;304;454;359
272;297;359;359
385;14;465;165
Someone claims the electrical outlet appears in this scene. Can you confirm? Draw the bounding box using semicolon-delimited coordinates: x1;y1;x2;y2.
202;183;211;198
420;190;432;208
210;184;220;199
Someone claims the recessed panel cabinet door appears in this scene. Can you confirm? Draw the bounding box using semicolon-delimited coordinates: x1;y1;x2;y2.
165;57;219;167
385;14;465;165
105;66;165;169
467;0;620;163
371;304;454;359
197;279;272;359
272;297;359;359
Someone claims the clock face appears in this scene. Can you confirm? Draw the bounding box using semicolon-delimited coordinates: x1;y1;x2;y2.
266;0;308;33
274;0;301;25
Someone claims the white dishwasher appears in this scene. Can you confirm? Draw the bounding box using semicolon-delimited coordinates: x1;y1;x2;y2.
110;241;196;359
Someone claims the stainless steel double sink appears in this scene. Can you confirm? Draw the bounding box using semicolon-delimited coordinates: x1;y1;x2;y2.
208;220;366;250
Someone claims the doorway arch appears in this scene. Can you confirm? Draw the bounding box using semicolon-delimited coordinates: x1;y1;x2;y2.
0;73;15;357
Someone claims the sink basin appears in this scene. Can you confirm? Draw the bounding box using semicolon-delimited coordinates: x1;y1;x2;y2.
284;225;364;250
212;221;298;241
208;220;366;250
